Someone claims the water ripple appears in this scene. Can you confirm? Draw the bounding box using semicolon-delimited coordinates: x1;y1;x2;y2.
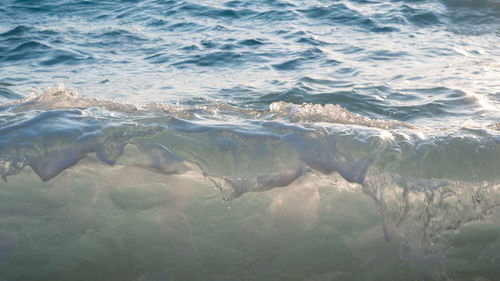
0;0;498;124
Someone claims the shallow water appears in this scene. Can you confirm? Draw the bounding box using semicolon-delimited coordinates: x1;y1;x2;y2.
0;0;499;280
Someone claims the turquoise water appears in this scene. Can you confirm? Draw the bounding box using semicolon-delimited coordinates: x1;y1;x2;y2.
0;1;499;280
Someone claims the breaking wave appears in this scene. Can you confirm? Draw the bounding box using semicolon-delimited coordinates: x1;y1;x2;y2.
1;87;499;280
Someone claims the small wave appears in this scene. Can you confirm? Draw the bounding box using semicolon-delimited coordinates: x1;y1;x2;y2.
237;38;265;47
297;3;402;33
272;47;334;71
401;4;443;27
172;51;247;68
1;41;51;63
0;25;32;37
298;3;361;23
0;86;23;100
251;9;298;23
97;29;148;42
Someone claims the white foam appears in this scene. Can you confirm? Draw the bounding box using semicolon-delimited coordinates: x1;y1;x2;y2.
269;101;413;129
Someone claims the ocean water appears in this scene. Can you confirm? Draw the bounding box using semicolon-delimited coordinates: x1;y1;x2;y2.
0;0;499;280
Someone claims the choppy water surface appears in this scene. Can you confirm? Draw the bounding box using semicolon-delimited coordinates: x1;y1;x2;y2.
0;0;499;280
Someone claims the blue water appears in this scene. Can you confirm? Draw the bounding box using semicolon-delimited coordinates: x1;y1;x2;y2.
0;1;499;280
